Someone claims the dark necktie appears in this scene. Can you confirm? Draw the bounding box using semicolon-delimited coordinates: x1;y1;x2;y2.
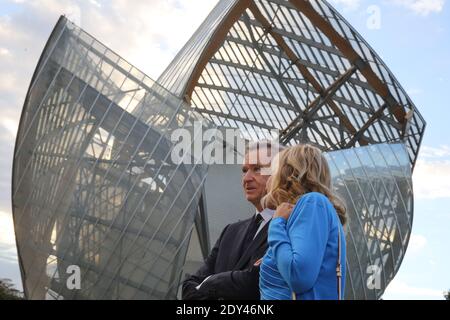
240;214;264;255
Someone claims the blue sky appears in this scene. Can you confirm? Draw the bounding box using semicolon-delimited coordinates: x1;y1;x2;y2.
0;0;449;299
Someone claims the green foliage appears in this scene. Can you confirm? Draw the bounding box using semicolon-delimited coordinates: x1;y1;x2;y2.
0;278;23;300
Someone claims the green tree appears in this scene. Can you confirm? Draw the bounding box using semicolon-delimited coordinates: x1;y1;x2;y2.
0;278;23;300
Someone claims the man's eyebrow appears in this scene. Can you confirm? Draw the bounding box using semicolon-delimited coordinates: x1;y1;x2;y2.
243;163;270;167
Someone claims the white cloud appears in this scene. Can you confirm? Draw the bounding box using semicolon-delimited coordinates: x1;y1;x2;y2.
329;0;362;11
420;145;450;158
392;0;446;16
0;211;15;245
0;0;218;79
0;72;21;97
414;160;450;199
411;145;450;199
0;244;18;264
383;279;444;300
0;48;11;56
0;118;18;138
407;234;427;255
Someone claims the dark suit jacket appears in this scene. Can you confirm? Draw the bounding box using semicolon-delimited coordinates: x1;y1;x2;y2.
182;217;270;300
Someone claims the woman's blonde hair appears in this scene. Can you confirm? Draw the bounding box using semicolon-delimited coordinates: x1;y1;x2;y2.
263;144;347;225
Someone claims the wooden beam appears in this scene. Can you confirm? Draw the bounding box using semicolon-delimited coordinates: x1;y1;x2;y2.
249;1;368;146
288;0;406;126
184;0;252;102
345;103;389;148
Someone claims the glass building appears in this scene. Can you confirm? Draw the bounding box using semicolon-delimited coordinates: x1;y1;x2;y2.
13;0;425;300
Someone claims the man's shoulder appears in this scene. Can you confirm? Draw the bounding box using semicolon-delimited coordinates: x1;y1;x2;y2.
223;216;253;232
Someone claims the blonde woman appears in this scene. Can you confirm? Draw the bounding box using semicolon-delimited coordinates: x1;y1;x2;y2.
259;144;347;300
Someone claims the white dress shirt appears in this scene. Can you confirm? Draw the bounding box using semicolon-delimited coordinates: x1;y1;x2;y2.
253;208;275;239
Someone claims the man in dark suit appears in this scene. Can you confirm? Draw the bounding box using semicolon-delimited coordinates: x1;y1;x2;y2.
182;141;283;300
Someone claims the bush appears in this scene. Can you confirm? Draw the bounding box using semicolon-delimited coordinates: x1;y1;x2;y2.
0;278;23;300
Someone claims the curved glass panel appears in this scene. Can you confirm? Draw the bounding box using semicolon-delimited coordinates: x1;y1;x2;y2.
13;17;210;300
325;143;413;299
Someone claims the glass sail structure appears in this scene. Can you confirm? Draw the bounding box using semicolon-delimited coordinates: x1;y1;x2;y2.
13;0;425;300
12;17;211;299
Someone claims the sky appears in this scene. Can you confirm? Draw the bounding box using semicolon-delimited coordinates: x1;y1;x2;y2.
0;0;449;300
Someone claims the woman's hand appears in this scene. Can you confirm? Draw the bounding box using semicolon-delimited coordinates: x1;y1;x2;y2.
273;202;294;220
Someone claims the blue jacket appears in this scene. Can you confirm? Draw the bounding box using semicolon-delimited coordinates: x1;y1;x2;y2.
260;192;346;300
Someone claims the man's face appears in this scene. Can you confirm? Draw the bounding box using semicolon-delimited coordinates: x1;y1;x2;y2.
242;149;271;211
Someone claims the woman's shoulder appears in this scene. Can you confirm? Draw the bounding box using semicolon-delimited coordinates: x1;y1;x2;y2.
294;192;337;225
298;192;330;205
296;192;336;215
